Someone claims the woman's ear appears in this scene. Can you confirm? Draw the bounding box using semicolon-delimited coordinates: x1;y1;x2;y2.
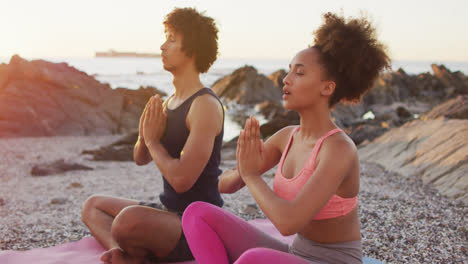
321;81;336;96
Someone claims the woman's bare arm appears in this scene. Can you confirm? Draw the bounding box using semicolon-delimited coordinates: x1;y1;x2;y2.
218;125;297;193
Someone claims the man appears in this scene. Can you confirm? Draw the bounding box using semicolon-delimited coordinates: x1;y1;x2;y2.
81;7;224;263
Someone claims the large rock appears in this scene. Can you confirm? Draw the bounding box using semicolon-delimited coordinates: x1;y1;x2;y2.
421;95;468;120
217;64;467;143
114;86;166;132
268;69;287;94
260;111;300;139
0;56;162;137
212;66;282;105
82;131;139;161
362;69;413;106
358;118;468;203
344;124;389;146
331;102;366;128
362;65;468;107
255;101;299;138
431;64;468;96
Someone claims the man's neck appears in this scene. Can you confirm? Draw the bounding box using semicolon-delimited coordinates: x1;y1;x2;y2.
172;66;204;100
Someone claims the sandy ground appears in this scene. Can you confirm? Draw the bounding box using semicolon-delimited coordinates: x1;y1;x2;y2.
0;135;466;263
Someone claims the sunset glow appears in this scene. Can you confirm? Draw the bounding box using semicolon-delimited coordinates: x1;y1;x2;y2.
1;0;467;61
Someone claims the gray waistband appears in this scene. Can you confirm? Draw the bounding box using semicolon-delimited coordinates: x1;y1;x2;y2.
289;234;362;264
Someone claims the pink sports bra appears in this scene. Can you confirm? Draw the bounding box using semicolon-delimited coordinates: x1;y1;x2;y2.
273;126;358;220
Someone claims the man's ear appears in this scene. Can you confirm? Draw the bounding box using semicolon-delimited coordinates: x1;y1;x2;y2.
321;81;336;96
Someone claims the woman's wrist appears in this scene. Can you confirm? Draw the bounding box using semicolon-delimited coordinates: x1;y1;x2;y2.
242;173;262;185
137;136;146;146
145;138;160;150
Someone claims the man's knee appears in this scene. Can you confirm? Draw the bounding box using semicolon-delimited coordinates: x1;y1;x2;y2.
111;205;142;243
81;195;103;224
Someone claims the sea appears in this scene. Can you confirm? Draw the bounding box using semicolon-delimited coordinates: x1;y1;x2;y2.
1;56;467;141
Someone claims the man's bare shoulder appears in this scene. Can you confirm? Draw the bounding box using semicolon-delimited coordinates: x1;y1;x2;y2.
191;92;223;113
187;92;223;133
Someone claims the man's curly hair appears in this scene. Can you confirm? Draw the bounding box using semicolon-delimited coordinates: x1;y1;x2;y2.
312;12;391;106
163;8;219;73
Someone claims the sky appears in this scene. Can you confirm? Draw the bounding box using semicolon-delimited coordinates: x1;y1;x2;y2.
1;0;468;61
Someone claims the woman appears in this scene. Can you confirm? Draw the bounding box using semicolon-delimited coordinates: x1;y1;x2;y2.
181;12;390;264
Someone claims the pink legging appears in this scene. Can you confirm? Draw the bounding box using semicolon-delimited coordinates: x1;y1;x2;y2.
181;201;311;264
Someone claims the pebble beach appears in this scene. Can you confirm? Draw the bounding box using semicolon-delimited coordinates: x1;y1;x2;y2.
0;135;466;263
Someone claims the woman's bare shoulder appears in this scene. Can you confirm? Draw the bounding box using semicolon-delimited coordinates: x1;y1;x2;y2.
265;125;298;151
322;131;357;159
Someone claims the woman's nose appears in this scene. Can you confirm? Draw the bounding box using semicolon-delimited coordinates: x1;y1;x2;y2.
283;72;291;86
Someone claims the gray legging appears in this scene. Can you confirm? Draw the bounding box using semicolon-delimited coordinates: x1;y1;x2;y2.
182;201;362;264
290;233;362;264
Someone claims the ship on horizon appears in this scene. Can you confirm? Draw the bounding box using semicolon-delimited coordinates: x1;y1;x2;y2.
95;49;160;58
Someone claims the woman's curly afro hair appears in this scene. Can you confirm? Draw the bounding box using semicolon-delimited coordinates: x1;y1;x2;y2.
312;12;391;106
164;8;219;73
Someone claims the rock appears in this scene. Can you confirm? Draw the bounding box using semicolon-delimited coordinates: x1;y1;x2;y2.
331;102;366;128
256;101;285;120
345;124;389;146
114;86;166;133
81;131;140;161
260;112;300;138
431;64;468;96
0;63;10;92
369;103;418;127
358;118;468;203
212;66;282;105
0;55;122;137
109;130;139;146
396;106;412;119
0;56;164;138
222;137;238;149
30;159;93;176
268;69;287;94
362;64;468;108
50;198;68;205
254;100;300;138
67;182;83;189
331;64;467;131
223;102;259;128
256;101;300;120
82;145;134;161
421;95;468;120
0;198;5;206
362;70;410;106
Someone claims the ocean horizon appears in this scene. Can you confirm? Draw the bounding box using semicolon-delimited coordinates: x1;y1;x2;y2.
2;56;467;91
2;56;467;141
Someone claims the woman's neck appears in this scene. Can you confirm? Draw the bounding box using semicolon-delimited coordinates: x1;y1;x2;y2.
296;103;336;141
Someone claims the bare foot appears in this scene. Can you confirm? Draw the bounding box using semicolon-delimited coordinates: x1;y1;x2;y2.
100;248;116;263
100;247;145;264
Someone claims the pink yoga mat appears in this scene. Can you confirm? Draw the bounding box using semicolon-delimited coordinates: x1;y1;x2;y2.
0;236;194;264
0;236;107;264
0;219;382;264
0;219;285;264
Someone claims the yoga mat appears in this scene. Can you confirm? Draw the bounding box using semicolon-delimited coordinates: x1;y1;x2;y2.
0;219;384;264
0;236;193;264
